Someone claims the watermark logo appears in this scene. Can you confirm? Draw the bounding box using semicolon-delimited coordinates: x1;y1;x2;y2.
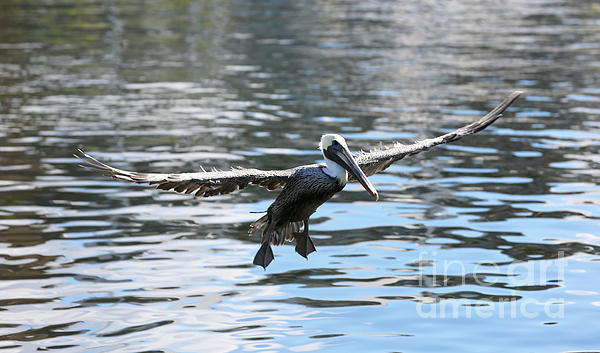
414;251;567;319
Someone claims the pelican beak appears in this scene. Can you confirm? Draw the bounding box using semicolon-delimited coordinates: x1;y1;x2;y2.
324;143;379;200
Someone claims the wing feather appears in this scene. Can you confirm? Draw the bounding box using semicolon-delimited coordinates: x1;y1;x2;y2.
352;91;522;178
75;150;294;197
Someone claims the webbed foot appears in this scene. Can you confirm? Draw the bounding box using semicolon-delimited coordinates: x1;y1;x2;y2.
293;232;316;259
253;241;274;269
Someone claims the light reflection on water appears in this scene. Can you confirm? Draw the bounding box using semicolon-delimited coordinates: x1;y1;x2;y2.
1;0;600;352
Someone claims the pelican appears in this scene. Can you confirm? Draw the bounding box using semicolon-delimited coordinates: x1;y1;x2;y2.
76;91;521;268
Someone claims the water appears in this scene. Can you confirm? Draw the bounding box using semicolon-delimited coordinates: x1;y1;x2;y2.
1;0;599;352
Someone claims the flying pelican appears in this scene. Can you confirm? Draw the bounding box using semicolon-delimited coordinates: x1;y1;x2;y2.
76;91;521;268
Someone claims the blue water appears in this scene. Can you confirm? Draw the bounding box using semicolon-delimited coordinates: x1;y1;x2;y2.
1;0;600;352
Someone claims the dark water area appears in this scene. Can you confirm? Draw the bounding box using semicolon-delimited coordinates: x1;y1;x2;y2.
1;0;600;352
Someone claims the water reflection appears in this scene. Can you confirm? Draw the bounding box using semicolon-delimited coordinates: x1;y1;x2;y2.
1;0;600;352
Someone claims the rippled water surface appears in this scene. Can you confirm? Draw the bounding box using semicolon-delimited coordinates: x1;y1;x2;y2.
1;0;600;352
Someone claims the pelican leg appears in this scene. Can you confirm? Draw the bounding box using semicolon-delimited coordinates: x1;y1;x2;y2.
293;219;316;259
253;241;274;269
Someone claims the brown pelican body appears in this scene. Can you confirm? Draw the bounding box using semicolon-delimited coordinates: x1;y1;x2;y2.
77;91;522;268
248;147;372;268
249;167;344;267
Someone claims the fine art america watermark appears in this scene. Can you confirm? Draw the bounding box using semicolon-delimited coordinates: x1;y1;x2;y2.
414;251;567;319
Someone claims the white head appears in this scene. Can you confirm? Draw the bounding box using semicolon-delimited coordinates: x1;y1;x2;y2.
319;134;378;200
319;133;348;152
320;134;348;183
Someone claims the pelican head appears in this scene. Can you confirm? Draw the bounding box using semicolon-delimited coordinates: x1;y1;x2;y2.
320;134;378;200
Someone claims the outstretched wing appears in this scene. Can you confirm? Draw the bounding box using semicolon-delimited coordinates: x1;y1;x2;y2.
353;91;522;178
75;150;294;197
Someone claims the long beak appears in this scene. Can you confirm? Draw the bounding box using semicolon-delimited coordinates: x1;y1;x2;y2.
325;144;379;200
